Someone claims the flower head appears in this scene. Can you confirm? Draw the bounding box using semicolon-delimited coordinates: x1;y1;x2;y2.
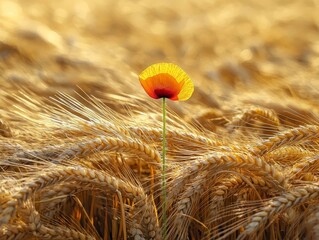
139;63;194;101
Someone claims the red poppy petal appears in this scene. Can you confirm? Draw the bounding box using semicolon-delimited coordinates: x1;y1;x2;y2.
140;73;183;100
139;63;194;101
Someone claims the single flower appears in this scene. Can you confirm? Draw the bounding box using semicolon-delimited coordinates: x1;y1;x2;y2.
139;63;194;101
138;62;193;240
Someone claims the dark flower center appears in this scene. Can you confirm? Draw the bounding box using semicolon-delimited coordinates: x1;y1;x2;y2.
154;88;175;98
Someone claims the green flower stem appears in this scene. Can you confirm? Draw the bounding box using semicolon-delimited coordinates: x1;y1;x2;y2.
162;97;167;240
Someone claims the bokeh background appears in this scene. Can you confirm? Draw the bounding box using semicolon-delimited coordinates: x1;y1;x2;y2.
1;0;319;129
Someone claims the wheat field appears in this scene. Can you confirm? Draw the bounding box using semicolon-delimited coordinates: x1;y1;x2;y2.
1;0;319;239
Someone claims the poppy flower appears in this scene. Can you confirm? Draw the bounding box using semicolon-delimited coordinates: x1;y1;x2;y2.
139;63;194;101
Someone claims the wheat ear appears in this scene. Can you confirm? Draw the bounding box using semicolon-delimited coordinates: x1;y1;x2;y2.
227;106;280;130
72;119;220;147
26;201;96;239
128;126;221;147
0;166;159;240
0;201;96;239
241;185;319;236
290;155;319;181
58;136;161;164
172;174;245;239
130;196;161;240
170;170;209;239
291;155;319;175
264;146;310;165
81;121;220;146
306;206;319;239
38;182;91;217
206;176;245;238
49;114;221;148
0;222;29;240
0;166;144;224
169;152;285;203
251;125;319;156
16;136;161;165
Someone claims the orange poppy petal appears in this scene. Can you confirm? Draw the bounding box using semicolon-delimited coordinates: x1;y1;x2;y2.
139;63;194;101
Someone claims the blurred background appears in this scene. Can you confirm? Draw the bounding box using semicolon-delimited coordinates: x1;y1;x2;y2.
1;0;319;128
